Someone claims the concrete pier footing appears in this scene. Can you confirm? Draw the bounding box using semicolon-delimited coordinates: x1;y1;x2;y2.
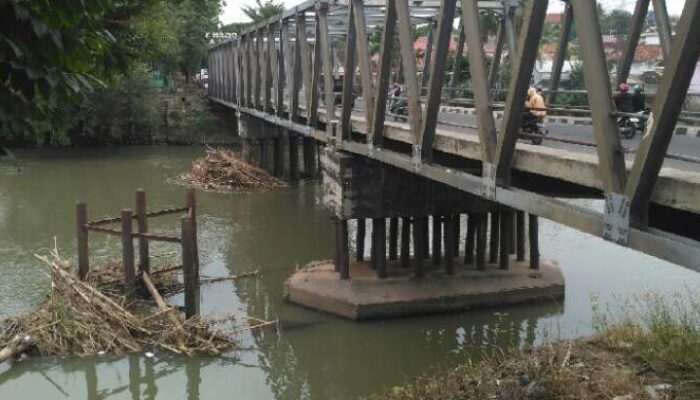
284;258;564;320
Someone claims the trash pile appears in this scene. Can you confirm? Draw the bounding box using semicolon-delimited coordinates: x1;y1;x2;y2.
183;148;284;190
0;249;272;362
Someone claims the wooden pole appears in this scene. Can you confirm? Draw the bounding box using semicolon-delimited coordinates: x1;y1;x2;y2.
413;216;425;278
186;188;199;280
135;190;149;274
444;214;455;275
489;211;500;264
388;217;399;260
339;219;350;280
181;215;199;319
259;138;269;171
374;218;387;279
303;137;316;178
356;218;366;261
273;136;284;178
432;215;442;265
516;210;526;262
529;214;540;270
333;218;340;271
121;209;136;300
400;217;411;268
465;214;476;265
422;217;430;258
76;202;89;280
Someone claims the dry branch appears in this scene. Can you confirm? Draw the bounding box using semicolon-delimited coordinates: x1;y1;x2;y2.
183;148;284;190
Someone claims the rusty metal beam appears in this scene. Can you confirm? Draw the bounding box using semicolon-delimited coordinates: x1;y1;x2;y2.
449;22;466;88
461;0;498;163
652;0;672;58
626;0;700;225
617;0;651;86
370;0;397;146
494;0;548;183
488;18;506;94
395;0;424;142
353;0;375;129
546;2;573;105
420;0;458;162
341;1;357;140
317;1;335;135
572;0;627;194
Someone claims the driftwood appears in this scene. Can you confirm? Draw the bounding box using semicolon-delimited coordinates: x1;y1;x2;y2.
183;148;284;190
0;335;32;363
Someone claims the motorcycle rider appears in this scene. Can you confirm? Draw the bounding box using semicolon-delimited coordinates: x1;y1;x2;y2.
632;85;646;113
613;83;634;113
389;83;404;115
524;87;546;126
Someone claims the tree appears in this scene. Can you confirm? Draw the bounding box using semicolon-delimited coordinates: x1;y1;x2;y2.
175;0;222;82
242;0;284;23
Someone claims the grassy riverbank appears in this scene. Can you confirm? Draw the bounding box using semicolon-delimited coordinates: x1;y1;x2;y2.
379;294;700;399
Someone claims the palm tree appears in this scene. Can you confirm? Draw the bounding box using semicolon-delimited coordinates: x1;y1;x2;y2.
242;0;284;23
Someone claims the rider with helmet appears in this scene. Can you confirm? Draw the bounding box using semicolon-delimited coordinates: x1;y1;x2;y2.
524;87;546;124
613;83;634;113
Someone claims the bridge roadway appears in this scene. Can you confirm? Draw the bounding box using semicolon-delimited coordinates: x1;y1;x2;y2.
211;95;700;270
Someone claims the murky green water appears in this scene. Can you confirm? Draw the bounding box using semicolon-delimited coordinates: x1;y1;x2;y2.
1;146;699;399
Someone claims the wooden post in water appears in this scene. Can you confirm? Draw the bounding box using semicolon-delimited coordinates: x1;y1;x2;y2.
259;139;269;171
186;188;199;278
356;218;366;261
413;217;425;278
302;137;316;178
444;215;456;275
242;139;253;163
135;190;149;274
432;215;442;265
388;217;399;261
400;217;411;268
374;218;387;279
333;218;340;271
529;214;540;270
339;219;350;280
76;202;89;279
422;217;430;258
516;210;526;262
181;215;199;318
489;211;500;264
121;209;136;300
465;214;476;265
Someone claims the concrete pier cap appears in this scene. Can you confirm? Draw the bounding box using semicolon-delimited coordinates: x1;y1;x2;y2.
283;148;565;320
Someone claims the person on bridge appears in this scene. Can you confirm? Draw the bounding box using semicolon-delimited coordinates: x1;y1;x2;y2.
613;83;635;114
524;87;546;124
632;85;646;113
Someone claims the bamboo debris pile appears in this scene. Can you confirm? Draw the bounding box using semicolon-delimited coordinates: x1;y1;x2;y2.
183;148;284;190
0;250;273;361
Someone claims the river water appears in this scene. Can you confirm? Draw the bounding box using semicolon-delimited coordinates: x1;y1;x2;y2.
0;146;698;399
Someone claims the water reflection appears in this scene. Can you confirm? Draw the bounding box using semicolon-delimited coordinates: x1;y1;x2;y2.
1;147;699;399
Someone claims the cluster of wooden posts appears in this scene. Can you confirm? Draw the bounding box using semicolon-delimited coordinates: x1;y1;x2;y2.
240;132;319;183
334;210;539;280
75;189;200;317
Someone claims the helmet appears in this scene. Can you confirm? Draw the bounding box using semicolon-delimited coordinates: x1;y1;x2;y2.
527;87;537;98
618;83;630;92
633;85;643;93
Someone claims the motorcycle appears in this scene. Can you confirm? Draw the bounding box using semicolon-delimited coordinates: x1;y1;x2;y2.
389;97;408;121
522;115;548;145
617;108;650;139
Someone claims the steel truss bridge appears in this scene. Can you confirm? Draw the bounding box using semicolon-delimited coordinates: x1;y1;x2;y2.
207;0;700;271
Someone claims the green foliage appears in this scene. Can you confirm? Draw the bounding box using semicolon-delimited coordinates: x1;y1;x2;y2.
70;69;160;145
598;6;632;36
174;0;222;82
242;0;284;23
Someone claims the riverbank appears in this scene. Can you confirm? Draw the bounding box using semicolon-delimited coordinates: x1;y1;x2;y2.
379;296;700;399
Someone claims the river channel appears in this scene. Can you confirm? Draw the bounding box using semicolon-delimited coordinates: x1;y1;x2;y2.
1;146;698;399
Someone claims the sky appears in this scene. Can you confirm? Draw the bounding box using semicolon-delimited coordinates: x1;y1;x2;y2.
220;0;687;25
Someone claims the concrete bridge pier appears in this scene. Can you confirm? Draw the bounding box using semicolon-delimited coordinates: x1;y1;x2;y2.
284;149;564;320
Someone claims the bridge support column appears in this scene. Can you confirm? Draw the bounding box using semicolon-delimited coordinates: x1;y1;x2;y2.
273;135;284;178
302;137;317;178
400;217;411;269
389;218;399;261
529;214;540;270
356;218;366;261
241;139;253;163
259;138;270;171
289;134;300;182
284;148;563;319
432;215;442;265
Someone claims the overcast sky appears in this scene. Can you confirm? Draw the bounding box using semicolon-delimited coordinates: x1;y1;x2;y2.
221;0;687;25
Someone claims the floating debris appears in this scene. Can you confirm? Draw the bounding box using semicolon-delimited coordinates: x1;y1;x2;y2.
0;249;274;362
183;148;285;190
